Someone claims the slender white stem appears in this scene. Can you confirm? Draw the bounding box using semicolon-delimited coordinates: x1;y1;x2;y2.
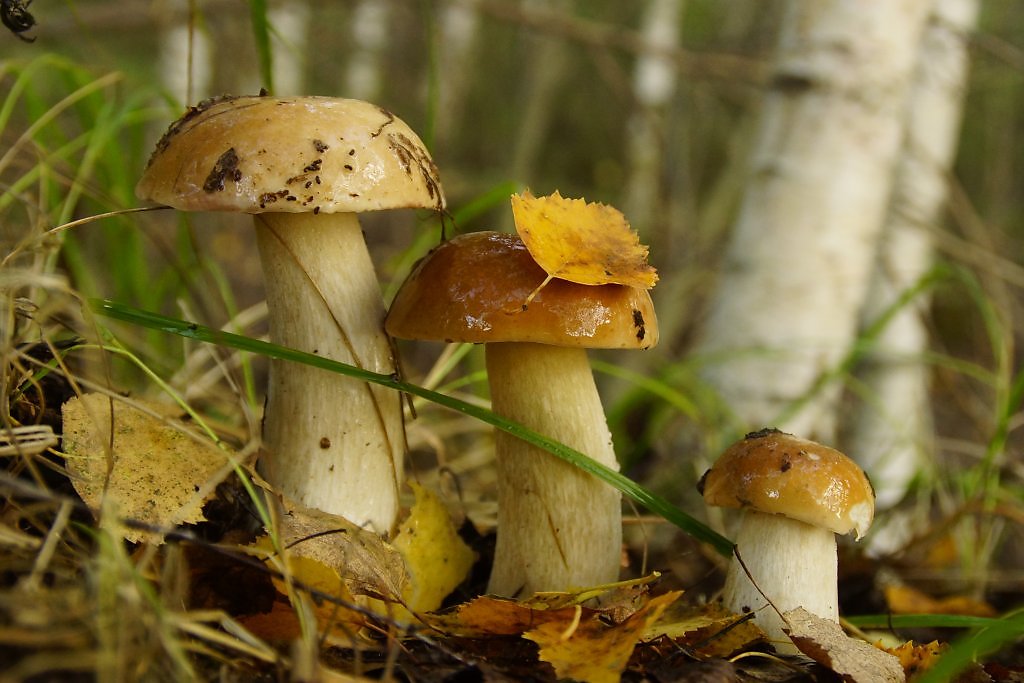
254;212;403;534
485;342;621;597
724;511;838;655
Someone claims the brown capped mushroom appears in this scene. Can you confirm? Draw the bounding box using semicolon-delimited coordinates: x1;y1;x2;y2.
137;94;445;533
699;428;875;654
386;231;657;596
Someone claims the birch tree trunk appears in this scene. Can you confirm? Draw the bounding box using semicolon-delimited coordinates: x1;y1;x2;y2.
435;4;481;148
511;0;572;183
157;2;213;107
843;0;978;510
344;0;391;101
624;0;683;242
693;0;931;442
267;1;311;96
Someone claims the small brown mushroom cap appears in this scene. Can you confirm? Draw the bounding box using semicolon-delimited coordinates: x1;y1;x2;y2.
136;95;444;214
385;231;658;349
700;428;874;538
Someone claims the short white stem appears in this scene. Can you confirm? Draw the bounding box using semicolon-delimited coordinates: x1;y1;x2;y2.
485;342;621;596
255;212;403;533
724;511;838;655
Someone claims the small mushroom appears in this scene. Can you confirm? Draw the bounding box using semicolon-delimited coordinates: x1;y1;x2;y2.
699;428;875;654
386;231;658;596
137;94;445;533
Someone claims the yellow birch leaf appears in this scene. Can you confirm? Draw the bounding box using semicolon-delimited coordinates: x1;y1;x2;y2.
391;482;475;614
523;590;681;683
511;191;658;289
62;393;240;544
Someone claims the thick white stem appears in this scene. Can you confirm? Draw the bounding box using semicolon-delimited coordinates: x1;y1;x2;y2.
255;212;403;534
724;511;838;655
485;342;621;596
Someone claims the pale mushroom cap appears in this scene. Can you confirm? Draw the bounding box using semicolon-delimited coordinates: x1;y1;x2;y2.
386;231;658;349
136;95;445;214
700;428;875;538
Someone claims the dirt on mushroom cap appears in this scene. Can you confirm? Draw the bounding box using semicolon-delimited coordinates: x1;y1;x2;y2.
136;95;445;215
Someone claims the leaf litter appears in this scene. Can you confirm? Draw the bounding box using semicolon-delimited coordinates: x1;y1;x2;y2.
62;392;246;544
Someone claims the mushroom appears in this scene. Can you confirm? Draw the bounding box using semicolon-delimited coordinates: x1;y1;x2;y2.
385;231;658;596
699;428;875;654
136;94;445;533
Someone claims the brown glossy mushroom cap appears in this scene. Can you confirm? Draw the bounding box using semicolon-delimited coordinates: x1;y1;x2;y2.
136;95;444;214
385;231;658;349
700;428;874;538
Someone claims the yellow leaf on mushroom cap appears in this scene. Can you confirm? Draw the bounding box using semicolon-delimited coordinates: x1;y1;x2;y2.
511;191;658;289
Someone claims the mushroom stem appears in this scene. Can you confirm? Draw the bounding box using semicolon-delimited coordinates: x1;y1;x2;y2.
724;510;838;654
254;211;403;534
484;341;621;596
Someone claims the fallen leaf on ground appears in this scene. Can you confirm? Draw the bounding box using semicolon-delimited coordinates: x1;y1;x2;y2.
884;583;998;617
243;497;409;641
423;574;664;638
644;600;765;658
882;640;947;679
249;486;472;636
424;594;580;637
511;190;657;289
62;393;241;544
391;481;475;614
783;607;905;682
526;572;662;612
258;497;409;604
524;591;681;683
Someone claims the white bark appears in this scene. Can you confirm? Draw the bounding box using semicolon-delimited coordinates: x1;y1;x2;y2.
844;0;979;509
344;0;391;101
268;1;312;96
435;3;481;147
255;212;404;534
693;0;932;441
157;4;213;106
624;0;683;236
485;342;622;597
511;0;573;183
724;511;838;655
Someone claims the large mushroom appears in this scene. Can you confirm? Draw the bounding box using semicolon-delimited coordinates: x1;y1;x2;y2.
386;231;658;596
699;428;875;654
137;94;445;533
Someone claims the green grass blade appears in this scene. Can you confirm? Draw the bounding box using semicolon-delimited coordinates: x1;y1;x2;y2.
844;614;999;630
90;298;735;557
914;610;1024;683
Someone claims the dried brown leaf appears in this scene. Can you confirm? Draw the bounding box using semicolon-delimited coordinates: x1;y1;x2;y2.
783;607;905;682
645;600;766;658
270;498;409;603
